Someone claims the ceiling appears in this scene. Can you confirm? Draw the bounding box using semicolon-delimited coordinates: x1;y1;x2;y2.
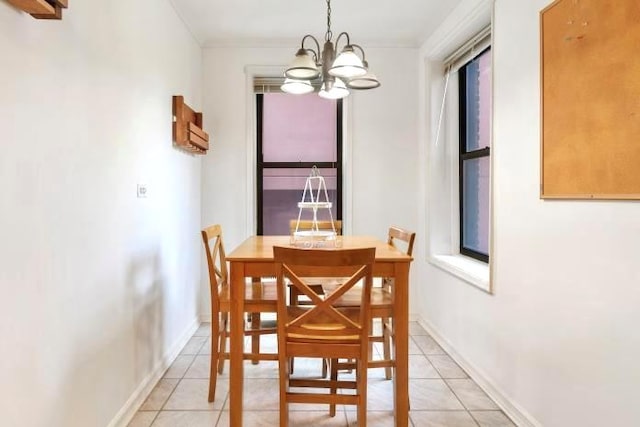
168;0;463;47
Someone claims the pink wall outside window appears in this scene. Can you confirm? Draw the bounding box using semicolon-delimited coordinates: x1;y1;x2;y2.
260;93;339;234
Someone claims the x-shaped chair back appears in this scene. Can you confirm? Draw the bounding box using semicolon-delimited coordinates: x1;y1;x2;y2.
274;246;375;342
201;225;228;306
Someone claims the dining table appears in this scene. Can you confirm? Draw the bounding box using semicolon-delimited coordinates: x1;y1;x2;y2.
226;235;413;426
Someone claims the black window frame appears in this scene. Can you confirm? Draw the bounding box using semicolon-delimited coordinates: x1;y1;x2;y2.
458;46;491;263
256;93;343;235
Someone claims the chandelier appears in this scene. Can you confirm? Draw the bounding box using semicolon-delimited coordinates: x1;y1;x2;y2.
281;0;380;99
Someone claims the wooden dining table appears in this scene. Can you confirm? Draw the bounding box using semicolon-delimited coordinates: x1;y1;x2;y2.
226;235;413;426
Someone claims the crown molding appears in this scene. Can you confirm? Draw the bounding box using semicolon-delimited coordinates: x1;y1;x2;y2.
420;0;493;60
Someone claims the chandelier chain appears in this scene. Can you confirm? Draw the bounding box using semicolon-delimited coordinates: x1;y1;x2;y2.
325;0;332;41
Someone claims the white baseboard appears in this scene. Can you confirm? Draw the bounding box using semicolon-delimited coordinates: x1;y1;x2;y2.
416;315;541;427
107;317;201;427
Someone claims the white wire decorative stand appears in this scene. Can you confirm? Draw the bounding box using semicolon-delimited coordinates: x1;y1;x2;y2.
291;166;340;248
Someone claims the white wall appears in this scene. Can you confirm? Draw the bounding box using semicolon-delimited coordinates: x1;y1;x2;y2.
200;46;420;317
0;2;202;426
418;1;640;426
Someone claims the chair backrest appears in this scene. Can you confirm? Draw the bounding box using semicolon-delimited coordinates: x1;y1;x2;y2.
387;226;416;257
201;225;228;306
274;246;375;341
289;219;343;235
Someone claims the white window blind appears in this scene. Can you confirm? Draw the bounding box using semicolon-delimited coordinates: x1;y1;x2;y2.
253;76;322;94
444;26;492;72
253;77;286;93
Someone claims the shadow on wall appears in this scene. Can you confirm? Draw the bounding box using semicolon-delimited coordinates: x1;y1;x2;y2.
127;252;165;385
52;252;167;427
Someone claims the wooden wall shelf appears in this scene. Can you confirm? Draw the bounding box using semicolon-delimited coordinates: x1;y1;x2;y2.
7;0;68;20
172;96;209;155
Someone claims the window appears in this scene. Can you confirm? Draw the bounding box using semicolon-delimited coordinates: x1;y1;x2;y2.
425;17;492;290
256;92;342;235
458;48;491;262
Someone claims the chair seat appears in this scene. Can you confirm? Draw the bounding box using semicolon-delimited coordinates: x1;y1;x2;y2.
285;305;363;342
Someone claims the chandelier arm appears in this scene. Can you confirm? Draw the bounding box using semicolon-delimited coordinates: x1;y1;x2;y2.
334;32;351;52
301;34;321;63
350;44;366;63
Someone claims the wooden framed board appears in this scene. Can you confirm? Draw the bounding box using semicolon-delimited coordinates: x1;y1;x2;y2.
540;0;640;199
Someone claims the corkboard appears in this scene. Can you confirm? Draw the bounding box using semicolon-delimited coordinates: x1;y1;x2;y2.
540;0;640;199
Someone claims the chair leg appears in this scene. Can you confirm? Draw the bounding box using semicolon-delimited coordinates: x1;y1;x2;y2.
322;358;328;378
279;356;290;427
382;317;392;380
369;318;375;362
329;358;338;417
208;314;220;402
288;287;297;375
356;358;367;427
251;312;261;364
218;313;228;375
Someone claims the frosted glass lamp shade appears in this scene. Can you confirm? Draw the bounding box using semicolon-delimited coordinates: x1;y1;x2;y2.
319;78;349;99
329;47;366;78
347;71;380;90
281;78;315;94
285;49;320;80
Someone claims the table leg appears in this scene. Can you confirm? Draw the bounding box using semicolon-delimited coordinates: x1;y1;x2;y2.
394;262;410;427
230;261;245;426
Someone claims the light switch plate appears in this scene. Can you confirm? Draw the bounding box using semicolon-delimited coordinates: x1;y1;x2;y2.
137;184;148;198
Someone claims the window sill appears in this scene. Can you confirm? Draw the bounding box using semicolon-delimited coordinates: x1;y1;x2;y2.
429;254;491;293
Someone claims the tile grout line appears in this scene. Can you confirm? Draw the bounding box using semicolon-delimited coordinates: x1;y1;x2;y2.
409;328;479;427
147;410;161;427
438;367;481;427
424;353;469;379
157;376;181;413
212;406;224;427
157;334;200;414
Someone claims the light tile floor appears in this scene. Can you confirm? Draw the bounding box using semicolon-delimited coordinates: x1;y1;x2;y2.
129;322;516;427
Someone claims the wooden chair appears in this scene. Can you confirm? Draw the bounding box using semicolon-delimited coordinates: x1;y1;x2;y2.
376;226;415;378
274;246;375;427
201;225;278;402
330;226;415;380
